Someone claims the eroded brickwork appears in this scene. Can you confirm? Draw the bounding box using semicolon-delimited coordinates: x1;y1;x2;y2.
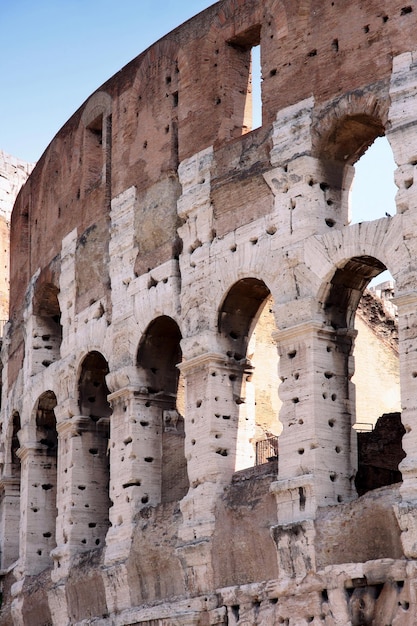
1;1;417;624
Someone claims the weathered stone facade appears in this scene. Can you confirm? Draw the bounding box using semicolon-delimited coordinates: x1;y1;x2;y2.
1;0;417;623
0;152;33;325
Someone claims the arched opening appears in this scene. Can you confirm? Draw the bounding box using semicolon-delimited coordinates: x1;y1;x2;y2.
32;282;62;374
77;351;111;549
219;278;281;471
323;257;403;496
350;136;397;225
27;391;58;572
11;411;21;473
137;316;188;503
317;113;391;229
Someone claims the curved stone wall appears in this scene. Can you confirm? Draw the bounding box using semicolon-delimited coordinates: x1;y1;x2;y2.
1;1;417;624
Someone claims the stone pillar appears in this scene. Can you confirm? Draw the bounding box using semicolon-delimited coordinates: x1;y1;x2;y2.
270;321;356;577
17;442;57;576
176;351;245;594
388;51;417;215
392;293;417;556
105;380;176;564
52;415;110;577
0;476;20;570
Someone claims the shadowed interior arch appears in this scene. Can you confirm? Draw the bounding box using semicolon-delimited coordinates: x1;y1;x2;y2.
219;278;280;470
137;316;188;502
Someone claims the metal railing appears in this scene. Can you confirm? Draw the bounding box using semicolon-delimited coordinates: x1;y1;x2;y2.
255;436;278;465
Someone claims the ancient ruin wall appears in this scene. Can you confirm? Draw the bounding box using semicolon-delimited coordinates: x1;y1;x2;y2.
0;152;33;323
2;0;417;624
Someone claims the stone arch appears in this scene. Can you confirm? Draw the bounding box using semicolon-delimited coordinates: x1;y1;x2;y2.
10;408;21;472
313;91;392;226
76;351;111;550
81;91;112;194
218;278;280;470
31;280;62;374
321;255;403;495
323;255;387;330
137;316;188;503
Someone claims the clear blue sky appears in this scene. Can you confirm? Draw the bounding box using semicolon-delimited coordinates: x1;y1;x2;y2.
1;0;214;163
1;0;397;229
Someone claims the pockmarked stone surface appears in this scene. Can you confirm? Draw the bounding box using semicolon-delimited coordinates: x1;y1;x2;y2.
1;1;417;624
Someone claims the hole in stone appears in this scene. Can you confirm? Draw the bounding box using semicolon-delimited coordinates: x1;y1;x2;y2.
299;486;306;511
123;479;141;489
42;483;53;490
332;39;339;52
222;415;231;420
325;218;335;227
81;539;87;544
140;421;149;427
196;400;202;408
43;532;51;538
270;68;277;76
292;397;299;404
141;495;149;504
328;419;335;427
335;446;341;453
88;523;97;528
78;485;86;490
144;457;154;463
216;448;228;456
331;394;337;401
288;350;297;359
307;49;317;57
330;472;337;482
231;606;240;620
298;448;305;455
95;538;100;545
401;6;413;15
191;439;196;445
324;371;333;379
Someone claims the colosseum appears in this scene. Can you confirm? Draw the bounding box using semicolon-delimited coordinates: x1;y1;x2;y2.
1;0;417;623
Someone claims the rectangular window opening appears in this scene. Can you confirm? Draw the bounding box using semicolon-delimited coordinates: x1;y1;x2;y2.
251;44;262;131
227;25;262;135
